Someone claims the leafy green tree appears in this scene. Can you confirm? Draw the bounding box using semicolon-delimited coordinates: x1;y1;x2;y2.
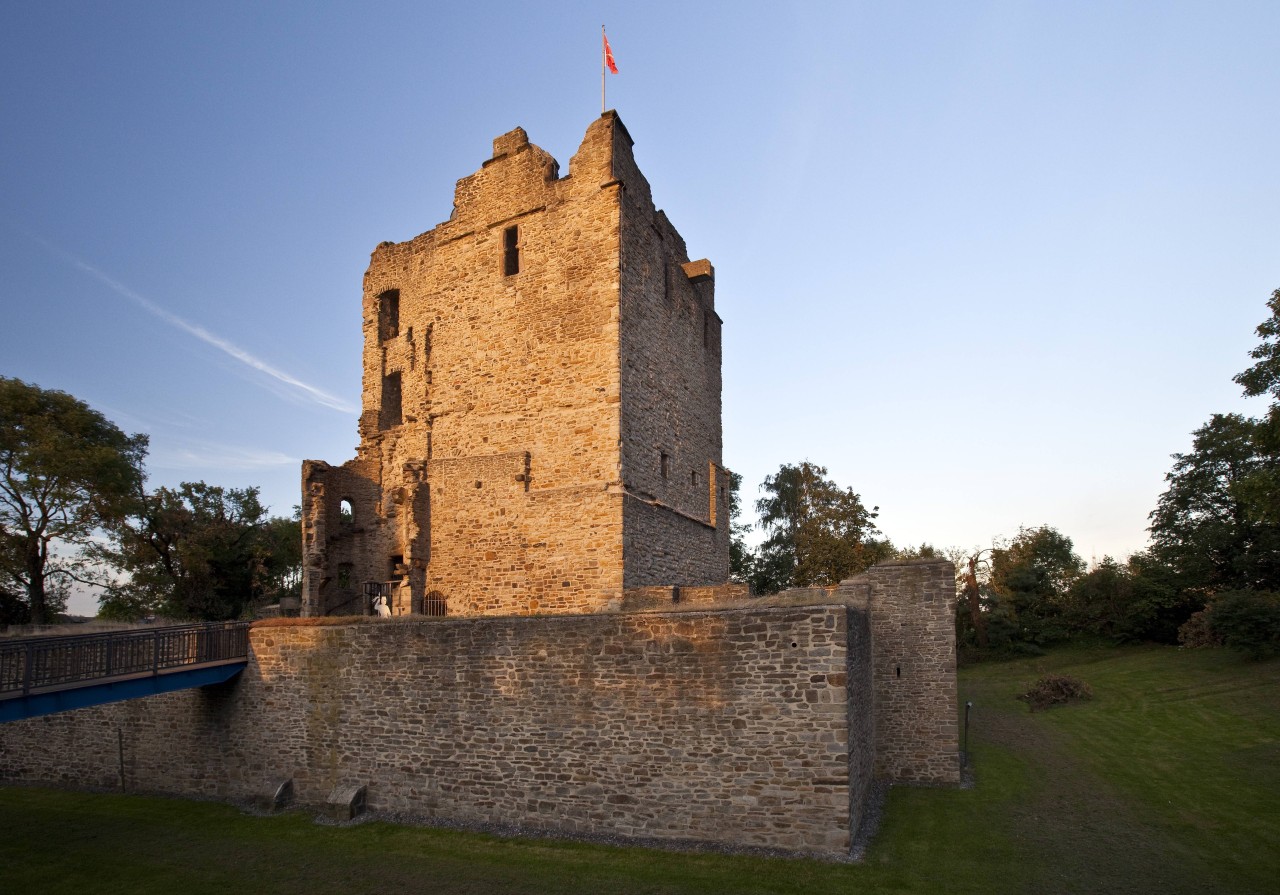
752;462;890;593
1233;287;1280;525
987;525;1085;646
1233;288;1280;403
1148;413;1280;593
727;471;754;583
1208;590;1280;659
259;510;302;606
98;482;299;621
1118;550;1199;643
1065;556;1145;640
0;377;147;623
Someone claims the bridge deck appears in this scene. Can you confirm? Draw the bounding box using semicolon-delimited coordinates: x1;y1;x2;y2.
0;622;251;723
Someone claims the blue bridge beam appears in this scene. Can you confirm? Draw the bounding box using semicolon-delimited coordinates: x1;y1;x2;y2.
0;661;247;723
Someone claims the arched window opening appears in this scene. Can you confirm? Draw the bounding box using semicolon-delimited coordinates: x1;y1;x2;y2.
339;499;354;525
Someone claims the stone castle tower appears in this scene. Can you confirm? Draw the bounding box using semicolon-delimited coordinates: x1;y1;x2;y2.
301;112;730;617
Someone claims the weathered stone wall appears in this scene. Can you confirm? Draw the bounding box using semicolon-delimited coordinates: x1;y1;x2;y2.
615;117;725;577
836;559;960;784
621;493;729;590
301;112;728;618
0;604;871;856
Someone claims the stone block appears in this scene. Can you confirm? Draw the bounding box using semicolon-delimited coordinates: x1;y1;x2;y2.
255;777;294;813
324;784;367;821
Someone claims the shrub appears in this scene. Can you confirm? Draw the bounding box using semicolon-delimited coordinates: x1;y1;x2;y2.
1209;590;1280;659
1018;675;1093;712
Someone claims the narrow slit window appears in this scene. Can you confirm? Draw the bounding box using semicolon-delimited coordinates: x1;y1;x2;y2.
503;225;520;276
377;289;400;341
660;452;670;479
691;470;699;487
380;372;402;430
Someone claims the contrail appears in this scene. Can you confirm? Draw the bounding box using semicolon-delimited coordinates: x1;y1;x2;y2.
34;236;357;414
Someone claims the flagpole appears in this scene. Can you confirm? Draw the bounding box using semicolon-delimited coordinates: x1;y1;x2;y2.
601;25;606;114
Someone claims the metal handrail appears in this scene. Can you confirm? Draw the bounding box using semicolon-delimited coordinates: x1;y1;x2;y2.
0;622;250;698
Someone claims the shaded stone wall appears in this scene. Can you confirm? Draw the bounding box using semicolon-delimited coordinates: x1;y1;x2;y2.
836;559;960;784
615;115;726;583
0;603;873;856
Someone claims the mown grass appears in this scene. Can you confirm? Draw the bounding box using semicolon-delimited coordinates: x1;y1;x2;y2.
962;645;1280;894
2;645;1276;894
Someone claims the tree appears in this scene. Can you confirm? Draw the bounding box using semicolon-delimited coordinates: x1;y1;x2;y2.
987;525;1085;646
727;471;754;583
752;462;890;593
98;482;299;621
1233;287;1280;525
1148;413;1280;594
0;377;147;623
1208;590;1280;659
955;548;993;649
1233;287;1280;403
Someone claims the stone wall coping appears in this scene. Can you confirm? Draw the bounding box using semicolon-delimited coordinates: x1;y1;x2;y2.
252;599;849;632
253;597;858;633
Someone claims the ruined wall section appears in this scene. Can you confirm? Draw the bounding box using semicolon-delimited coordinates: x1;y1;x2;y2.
837;559;960;784
301;458;392;616
613;117;729;588
0;604;869;857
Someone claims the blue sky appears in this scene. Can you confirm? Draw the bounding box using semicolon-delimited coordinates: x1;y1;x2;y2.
3;2;1278;613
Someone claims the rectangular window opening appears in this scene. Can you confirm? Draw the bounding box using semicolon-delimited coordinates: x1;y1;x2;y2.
379;372;402;430
660;452;670;479
378;289;400;341
503;225;520;276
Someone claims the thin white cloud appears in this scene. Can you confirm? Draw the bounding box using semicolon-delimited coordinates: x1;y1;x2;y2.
148;439;298;471
33;235;357;414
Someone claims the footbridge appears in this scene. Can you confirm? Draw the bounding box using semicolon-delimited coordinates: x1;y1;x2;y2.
0;622;250;723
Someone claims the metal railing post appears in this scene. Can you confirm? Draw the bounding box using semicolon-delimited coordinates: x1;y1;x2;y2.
22;641;34;696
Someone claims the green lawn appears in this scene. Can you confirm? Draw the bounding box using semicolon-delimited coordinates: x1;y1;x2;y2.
2;645;1276;894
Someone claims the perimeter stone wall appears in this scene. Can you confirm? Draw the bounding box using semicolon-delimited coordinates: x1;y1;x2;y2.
836;558;960;783
0;602;874;856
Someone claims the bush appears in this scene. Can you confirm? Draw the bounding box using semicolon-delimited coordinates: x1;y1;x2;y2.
1018;675;1093;712
1209;590;1280;659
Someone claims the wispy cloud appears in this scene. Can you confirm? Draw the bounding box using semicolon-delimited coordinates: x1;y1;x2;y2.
148;438;298;471
31;235;357;414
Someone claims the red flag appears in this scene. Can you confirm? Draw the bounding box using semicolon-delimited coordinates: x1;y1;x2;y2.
603;31;618;74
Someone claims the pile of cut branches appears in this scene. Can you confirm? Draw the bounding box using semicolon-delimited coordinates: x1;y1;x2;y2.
1018;674;1093;712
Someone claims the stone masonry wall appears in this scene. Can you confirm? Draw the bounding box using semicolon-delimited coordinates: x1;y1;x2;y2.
0;604;872;856
836;559;960;784
301;112;728;617
614;114;727;587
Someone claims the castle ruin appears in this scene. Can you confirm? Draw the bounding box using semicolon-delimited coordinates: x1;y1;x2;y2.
302;112;732;618
0;113;960;858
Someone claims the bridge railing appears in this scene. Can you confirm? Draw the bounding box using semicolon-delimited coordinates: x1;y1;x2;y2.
0;622;251;698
